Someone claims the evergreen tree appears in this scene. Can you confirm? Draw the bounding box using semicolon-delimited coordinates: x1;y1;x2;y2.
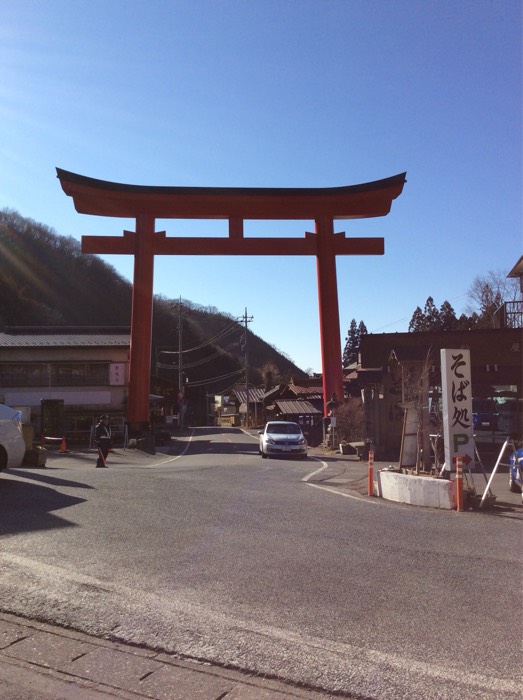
438;300;458;330
457;313;474;330
358;320;368;339
423;296;440;329
408;306;426;332
409;297;457;332
342;319;367;366
343;319;360;366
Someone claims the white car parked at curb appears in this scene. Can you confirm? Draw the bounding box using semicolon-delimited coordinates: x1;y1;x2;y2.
0;403;25;471
258;421;308;459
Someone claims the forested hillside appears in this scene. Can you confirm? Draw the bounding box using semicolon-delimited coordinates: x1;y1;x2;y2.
0;209;306;393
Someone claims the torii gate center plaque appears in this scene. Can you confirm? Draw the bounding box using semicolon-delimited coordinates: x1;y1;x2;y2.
57;168;406;428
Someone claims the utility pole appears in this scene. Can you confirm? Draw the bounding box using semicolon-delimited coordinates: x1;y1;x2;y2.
239;308;254;428
174;296;186;430
178;296;183;403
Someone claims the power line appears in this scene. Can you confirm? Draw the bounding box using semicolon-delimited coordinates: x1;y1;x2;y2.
159;319;240;355
185;368;244;388
157;339;240;371
157;349;231;370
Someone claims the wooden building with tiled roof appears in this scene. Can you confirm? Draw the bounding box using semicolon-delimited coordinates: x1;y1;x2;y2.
0;326;130;442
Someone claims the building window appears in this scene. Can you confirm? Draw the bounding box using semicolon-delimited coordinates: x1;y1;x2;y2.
0;362;110;387
0;364;46;387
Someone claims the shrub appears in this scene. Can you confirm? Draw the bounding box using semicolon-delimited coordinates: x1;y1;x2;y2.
336;398;365;443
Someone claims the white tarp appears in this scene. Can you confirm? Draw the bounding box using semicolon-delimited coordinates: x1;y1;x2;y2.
0;403;22;422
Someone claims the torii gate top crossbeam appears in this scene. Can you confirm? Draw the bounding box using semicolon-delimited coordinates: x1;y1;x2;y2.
56;169;406;220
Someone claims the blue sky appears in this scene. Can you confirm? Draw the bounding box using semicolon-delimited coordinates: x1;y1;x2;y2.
1;0;521;373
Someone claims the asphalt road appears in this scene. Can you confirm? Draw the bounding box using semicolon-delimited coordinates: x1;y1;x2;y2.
0;427;521;700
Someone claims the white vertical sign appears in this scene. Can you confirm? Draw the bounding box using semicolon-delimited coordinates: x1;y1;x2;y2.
109;363;126;386
441;349;474;471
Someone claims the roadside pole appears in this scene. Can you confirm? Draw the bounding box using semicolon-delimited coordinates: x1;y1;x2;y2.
455;456;463;511
368;449;375;496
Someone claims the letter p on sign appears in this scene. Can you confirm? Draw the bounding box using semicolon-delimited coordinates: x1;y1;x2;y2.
453;433;469;452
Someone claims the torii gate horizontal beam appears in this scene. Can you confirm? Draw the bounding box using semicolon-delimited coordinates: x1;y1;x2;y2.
82;232;384;256
57;168;406;427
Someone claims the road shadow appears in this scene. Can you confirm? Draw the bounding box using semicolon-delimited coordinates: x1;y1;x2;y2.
162;427;259;457
176;437;259;456
45;451;98;466
0;478;86;536
179;426;246;437
474;497;523;520
7;469;95;490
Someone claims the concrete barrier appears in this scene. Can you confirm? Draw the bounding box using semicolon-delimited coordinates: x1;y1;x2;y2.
378;471;456;509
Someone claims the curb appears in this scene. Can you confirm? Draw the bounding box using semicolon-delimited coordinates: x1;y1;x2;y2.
0;611;332;699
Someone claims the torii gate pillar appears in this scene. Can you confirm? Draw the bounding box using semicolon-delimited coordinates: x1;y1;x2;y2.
130;215;156;424
57;169;406;429
315;216;344;406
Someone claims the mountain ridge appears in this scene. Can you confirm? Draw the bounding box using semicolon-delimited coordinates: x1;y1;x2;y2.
0;208;308;396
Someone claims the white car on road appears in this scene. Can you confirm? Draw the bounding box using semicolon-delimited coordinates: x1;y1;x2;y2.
258;421;308;459
0;403;25;471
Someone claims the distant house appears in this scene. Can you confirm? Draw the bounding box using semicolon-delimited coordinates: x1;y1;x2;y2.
227;385;265;427
213;378;325;443
0;326;130;442
286;378;324;407
261;379;324;444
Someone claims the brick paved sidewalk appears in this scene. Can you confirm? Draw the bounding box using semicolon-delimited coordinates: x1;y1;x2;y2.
0;612;332;699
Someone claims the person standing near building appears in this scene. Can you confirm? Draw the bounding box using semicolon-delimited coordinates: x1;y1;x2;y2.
95;414;111;468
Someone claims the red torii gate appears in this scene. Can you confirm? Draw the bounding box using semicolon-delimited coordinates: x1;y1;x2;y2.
57;168;406;429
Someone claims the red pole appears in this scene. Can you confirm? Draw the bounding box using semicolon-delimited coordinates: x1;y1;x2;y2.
455;456;463;511
315;217;344;413
127;214;155;426
368;449;375;496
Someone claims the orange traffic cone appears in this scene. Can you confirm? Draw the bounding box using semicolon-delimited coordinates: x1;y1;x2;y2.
60;436;67;453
